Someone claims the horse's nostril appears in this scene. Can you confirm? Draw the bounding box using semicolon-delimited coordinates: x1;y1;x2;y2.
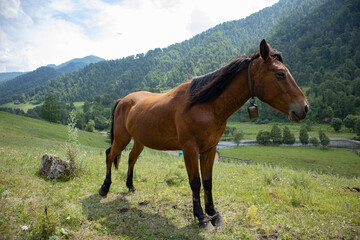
304;105;309;114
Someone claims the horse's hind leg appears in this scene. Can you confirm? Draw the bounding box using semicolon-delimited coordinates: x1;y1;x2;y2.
126;140;144;192
99;137;131;196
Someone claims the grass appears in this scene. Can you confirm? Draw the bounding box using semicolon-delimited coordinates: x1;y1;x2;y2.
0;101;84;113
0;111;359;239
0;102;43;113
219;146;360;177
226;122;357;140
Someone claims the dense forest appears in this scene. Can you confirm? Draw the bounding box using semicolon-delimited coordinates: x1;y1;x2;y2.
0;0;359;132
0;55;104;103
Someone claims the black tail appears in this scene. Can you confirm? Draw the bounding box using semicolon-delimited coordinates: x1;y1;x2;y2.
109;100;120;169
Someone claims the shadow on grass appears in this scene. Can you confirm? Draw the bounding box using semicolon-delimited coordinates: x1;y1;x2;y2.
81;193;204;240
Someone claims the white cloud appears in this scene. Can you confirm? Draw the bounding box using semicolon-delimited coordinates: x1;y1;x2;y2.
0;0;279;72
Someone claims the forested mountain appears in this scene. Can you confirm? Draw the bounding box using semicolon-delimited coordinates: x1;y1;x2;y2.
0;72;24;82
268;0;360;121
0;67;61;100
51;55;105;74
0;55;105;103
1;0;359;126
1;0;326;104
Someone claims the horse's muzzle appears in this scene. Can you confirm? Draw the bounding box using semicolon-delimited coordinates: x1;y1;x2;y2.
289;104;308;122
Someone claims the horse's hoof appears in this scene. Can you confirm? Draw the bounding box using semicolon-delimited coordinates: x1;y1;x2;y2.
211;212;226;227
128;187;136;194
199;221;215;232
98;186;108;197
198;216;215;231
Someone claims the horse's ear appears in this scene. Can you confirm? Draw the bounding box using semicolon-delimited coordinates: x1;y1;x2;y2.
260;39;270;61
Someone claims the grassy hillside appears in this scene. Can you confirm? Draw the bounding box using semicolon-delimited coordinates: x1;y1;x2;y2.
0;112;359;239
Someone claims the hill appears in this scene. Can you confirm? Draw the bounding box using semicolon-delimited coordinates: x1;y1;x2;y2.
0;72;24;82
1;0;360;125
0;111;359;239
0;0;327;103
53;55;105;74
0;55;105;104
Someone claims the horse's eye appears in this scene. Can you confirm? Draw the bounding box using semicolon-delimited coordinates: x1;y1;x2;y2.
276;72;286;79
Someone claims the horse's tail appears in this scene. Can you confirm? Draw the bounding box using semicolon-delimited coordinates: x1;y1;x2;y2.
110;100;121;170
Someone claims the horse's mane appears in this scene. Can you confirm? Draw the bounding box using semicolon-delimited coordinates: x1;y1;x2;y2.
187;49;282;109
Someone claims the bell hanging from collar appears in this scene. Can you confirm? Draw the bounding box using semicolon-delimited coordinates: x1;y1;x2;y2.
247;99;259;120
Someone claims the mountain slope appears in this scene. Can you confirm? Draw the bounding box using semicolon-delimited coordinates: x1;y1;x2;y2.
0;67;61;100
15;0;327;103
55;55;105;74
0;55;105;103
0;72;24;82
266;0;360;121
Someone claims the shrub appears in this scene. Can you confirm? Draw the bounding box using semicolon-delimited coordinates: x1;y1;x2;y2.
319;130;330;147
85;119;95;132
299;127;309;145
309;137;320;147
343;114;357;132
233;129;244;146
256;130;271;145
355;118;360;136
282;126;295;145
270;124;282;144
330;118;342;132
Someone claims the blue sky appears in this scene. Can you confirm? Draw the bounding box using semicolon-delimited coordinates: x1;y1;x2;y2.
0;0;278;73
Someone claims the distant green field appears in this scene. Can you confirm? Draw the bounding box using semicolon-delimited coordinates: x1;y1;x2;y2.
0;111;359;239
226;122;356;140
0;102;42;112
0;101;84;113
219;146;360;177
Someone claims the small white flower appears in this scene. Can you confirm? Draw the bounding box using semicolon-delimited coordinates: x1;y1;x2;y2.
66;216;71;220
21;226;29;231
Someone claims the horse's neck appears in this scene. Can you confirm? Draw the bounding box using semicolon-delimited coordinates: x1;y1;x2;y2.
213;69;251;123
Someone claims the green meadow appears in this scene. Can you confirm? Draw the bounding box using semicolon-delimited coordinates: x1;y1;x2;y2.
0;111;359;239
226;121;357;140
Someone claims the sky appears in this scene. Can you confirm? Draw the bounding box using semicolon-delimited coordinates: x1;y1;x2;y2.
0;0;279;73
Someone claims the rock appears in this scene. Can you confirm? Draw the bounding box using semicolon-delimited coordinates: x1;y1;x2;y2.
39;154;70;180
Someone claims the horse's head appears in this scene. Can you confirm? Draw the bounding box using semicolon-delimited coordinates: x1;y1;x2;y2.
251;40;309;122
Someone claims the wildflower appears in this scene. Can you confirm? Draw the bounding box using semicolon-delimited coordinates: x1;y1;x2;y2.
21;226;29;231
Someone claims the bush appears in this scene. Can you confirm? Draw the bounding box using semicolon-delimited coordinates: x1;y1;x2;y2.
270;124;282;144
355;118;360;136
330;118;342;132
319;130;330;147
85;119;95;132
299;127;309;145
283;126;295;145
309;137;320;147
256;130;271;145
343;114;357;132
233;129;244;146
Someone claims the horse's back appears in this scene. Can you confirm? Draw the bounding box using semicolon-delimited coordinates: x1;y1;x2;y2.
116;83;190;150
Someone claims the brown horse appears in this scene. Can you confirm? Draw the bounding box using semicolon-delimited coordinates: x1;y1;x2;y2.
99;39;309;230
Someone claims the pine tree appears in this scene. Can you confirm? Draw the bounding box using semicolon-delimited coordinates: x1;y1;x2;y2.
270;124;282;144
319;130;330;147
283;126;295;145
299;127;309;145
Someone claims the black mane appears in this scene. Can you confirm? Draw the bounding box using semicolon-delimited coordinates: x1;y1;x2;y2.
187;49;282;109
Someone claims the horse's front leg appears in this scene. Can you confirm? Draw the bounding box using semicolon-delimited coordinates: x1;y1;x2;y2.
182;146;214;231
200;146;226;227
99;147;113;196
